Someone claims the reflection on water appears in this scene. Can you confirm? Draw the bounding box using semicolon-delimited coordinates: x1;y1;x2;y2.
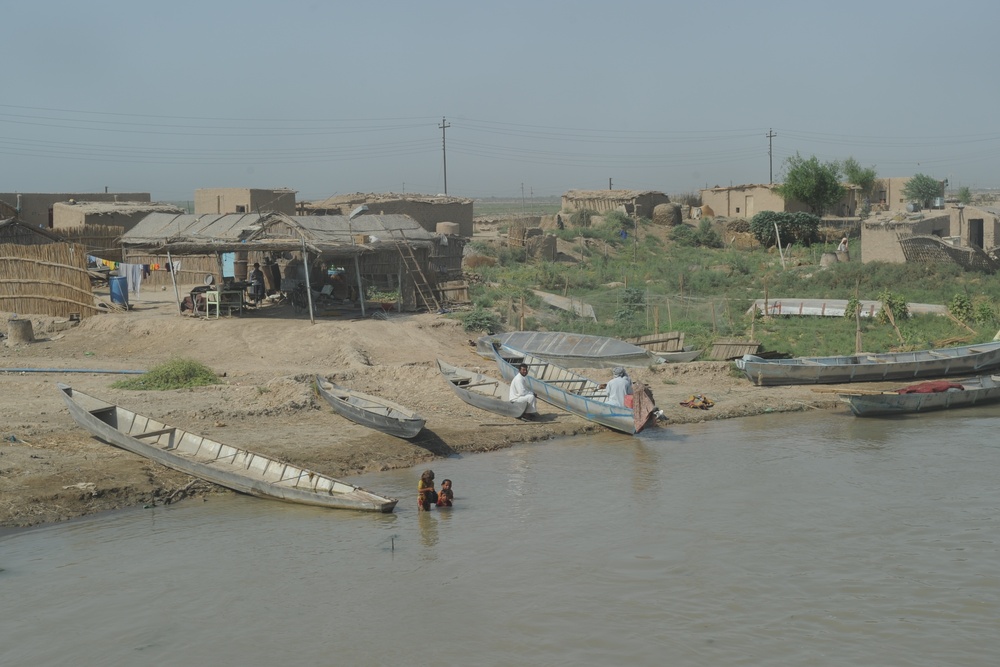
3;410;1000;666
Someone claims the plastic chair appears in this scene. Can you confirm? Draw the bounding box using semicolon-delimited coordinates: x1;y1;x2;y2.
203;290;220;319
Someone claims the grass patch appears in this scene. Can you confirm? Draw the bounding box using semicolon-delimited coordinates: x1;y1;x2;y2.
112;358;221;390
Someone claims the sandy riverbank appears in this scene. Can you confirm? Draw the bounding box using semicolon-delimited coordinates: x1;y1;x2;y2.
0;289;853;528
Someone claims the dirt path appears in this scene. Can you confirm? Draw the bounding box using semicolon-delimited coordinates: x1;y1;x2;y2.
0;290;849;528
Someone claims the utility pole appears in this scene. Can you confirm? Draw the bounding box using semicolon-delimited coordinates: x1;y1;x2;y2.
766;128;777;184
609;178;613;190
521;182;525;216
439;117;451;195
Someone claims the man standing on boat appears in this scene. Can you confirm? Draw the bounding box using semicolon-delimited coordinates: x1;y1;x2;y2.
509;363;538;419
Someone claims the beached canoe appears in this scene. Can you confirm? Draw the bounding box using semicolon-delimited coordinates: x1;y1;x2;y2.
58;383;397;512
736;341;1000;386
839;375;1000;417
475;331;662;368
436;359;527;419
315;376;425;439
658;346;702;363
491;344;658;435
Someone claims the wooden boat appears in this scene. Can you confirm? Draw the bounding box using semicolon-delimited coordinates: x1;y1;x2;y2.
436;359;527;419
475;331;662;368
315;376;425;439
839;375;1000;417
490;344;658;435
735;341;1000;386
658;346;702;363
58;383;397;513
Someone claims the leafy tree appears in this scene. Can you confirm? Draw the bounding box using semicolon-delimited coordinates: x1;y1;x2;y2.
902;173;943;207
775;153;845;215
842;157;878;198
958;186;972;205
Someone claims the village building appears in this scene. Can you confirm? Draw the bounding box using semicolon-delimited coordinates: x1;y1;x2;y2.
52;200;184;233
700;184;812;218
299;193;474;238
0;192;152;229
861;203;1000;272
560;189;669;218
700;177;946;219
194;187;297;215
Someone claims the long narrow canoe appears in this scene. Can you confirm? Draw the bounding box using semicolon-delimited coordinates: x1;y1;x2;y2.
736;341;1000;386
839;375;1000;417
58;383;397;512
436;358;527;419
475;331;662;368
491;344;657;435
315;376;425;439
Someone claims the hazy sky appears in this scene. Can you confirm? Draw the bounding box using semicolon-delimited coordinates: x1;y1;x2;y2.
4;0;998;202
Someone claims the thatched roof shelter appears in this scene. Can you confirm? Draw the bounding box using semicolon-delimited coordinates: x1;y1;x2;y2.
120;211;439;257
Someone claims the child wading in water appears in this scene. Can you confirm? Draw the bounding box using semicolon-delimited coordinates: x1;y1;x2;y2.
437;479;454;507
417;469;437;511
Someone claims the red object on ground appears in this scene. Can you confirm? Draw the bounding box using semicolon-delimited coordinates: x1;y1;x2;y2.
896;380;965;394
624;394;634;409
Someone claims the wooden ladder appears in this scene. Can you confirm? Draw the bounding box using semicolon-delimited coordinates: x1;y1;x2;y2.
389;230;441;312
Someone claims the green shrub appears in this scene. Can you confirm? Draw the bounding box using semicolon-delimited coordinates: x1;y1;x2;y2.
750;211;820;247
875;289;909;325
460;307;500;333
949;293;974;322
111;358;220;390
570;208;597;227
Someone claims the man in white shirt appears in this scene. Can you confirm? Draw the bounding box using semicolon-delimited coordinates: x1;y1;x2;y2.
509;363;538;419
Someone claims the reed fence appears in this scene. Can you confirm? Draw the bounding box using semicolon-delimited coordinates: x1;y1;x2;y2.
0;243;101;318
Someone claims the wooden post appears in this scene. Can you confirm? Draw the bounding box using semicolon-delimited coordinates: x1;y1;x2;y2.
750;305;757;340
519;295;525;329
711;300;717;334
166;250;183;316
666;299;672;329
654;305;659;334
773;221;786;269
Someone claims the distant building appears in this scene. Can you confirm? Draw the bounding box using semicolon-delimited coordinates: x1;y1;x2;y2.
560;189;669;218
299;192;474;237
700;177;945;219
860;204;999;265
0;192;151;229
699;184;811;218
194;187;297;215
52;201;184;233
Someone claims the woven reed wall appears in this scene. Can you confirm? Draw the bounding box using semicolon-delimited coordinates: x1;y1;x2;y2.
59;224;125;261
0;242;99;318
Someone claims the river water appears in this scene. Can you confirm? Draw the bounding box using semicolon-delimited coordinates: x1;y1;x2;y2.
2;408;999;666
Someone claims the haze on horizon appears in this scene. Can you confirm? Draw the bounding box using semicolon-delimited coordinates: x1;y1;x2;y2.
4;0;999;203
